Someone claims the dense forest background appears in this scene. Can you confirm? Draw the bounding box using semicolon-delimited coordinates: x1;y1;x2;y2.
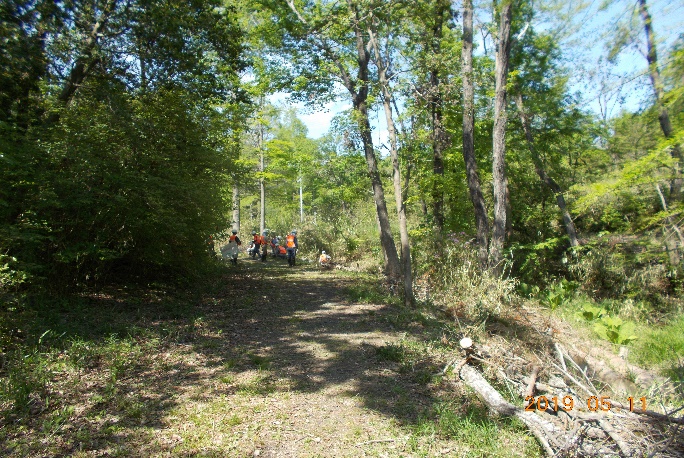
1;0;683;370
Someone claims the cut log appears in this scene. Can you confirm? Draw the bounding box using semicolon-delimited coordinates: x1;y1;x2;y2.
460;364;572;456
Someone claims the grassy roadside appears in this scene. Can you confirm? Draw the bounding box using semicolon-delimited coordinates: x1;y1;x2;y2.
547;292;684;384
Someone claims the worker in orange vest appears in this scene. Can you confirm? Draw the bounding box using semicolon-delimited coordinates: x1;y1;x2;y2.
249;231;260;258
226;229;242;264
259;230;269;262
286;230;298;267
319;250;331;268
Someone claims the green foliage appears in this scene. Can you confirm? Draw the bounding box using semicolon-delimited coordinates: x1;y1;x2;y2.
0;255;29;290
0;0;248;290
375;343;405;363
0;347;51;414
567;239;678;309
575;302;606;321
631;314;684;373
541;279;578;310
592;315;638;345
518;282;540;298
575;302;638;345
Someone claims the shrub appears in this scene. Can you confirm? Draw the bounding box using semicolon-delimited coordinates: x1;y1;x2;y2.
413;232;517;320
575;302;638;345
0;349;51;414
568;238;679;310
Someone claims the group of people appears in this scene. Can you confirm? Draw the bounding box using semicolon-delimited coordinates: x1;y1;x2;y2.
221;229;299;266
219;228;333;269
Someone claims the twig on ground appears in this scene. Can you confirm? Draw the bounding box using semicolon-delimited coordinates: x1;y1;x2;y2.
549;360;595;399
354;438;396;447
598;419;633;457
554;342;567;373
557;343;599;396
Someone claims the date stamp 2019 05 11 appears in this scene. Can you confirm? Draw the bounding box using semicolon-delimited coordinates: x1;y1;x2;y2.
524;395;647;413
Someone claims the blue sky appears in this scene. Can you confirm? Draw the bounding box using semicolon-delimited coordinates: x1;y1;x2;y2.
275;0;683;141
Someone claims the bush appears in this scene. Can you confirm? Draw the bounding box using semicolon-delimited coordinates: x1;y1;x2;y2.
413;232;517;320
568;238;679;310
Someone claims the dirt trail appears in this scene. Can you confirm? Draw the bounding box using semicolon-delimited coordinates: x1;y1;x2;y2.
172;263;431;456
145;262;536;457
4;260;542;457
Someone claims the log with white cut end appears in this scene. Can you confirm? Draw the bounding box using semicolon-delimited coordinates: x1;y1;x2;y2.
460;337;473;349
459;364;574;456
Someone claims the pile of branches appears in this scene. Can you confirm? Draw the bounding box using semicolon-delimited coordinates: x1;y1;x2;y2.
448;338;683;457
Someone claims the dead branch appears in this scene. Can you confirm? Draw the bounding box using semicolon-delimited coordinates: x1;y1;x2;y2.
598;419;633;457
611;401;684;425
459;364;571;456
554;342;567;372
525;365;541;398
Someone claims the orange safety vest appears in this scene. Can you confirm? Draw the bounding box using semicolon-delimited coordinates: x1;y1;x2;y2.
229;235;240;245
253;234;260;244
279;246;287;255
286;234;296;248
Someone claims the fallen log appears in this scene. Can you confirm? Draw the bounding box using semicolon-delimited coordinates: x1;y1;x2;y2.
460;364;573;456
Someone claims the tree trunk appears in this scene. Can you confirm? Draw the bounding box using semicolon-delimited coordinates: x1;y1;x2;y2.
638;0;682;198
58;0;118;105
462;0;490;269
259;125;266;234
347;0;401;278
370;28;415;306
232;181;240;232
357;100;402;278
430;0;450;233
284;0;401;278
515;93;580;248
489;0;513;274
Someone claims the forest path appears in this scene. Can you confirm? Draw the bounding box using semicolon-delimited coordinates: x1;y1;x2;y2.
139;259;538;457
3;258;543;457
168;260;442;457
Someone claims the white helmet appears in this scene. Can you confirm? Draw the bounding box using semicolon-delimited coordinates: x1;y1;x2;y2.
322;251;326;254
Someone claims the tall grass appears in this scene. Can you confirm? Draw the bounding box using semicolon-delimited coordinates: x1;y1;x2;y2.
413;232;517;320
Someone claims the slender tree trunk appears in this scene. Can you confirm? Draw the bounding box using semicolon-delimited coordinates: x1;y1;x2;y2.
655;184;683;265
259;125;265;234
430;0;450;233
489;0;513;274
348;0;401;278
299;175;304;223
462;0;490;269
638;0;682;198
515;93;580;247
370;28;414;306
232;181;240;232
357;100;402;278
